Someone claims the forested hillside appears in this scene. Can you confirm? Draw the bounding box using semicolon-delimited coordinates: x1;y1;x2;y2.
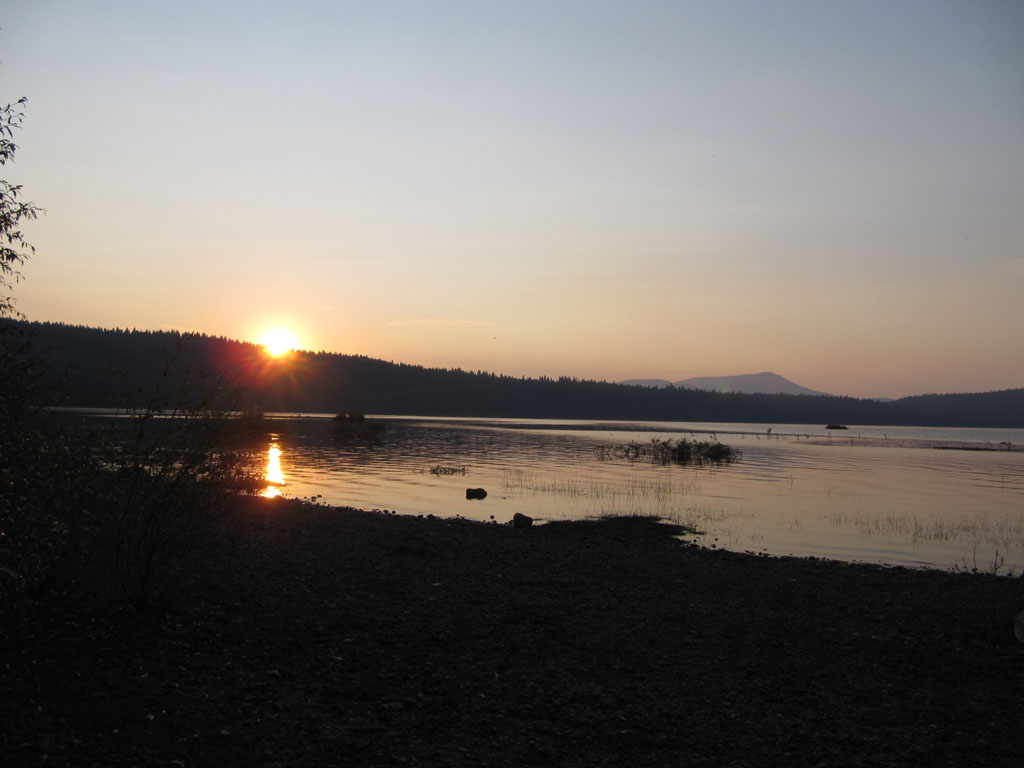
10;321;1024;427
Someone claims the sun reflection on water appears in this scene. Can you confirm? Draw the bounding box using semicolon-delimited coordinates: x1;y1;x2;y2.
262;441;285;498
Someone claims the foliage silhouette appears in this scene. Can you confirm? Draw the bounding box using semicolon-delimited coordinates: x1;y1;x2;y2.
0;97;41;319
0;324;101;634
0;98;94;634
106;349;262;613
0;94;262;622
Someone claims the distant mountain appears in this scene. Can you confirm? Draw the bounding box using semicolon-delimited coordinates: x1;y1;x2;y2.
675;372;827;396
624;372;826;396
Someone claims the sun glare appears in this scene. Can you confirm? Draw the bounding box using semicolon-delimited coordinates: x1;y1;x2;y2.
262;442;285;498
260;328;298;357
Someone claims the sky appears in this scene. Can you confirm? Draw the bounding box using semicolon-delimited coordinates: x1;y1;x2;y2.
3;0;1023;399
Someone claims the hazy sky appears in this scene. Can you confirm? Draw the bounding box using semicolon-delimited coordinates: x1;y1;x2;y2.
4;1;1023;398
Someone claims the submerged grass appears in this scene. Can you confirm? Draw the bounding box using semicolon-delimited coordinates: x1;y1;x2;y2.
427;465;468;476
542;513;697;539
500;468;703;503
822;507;1024;549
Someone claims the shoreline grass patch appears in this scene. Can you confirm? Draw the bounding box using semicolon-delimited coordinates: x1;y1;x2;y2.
597;437;740;466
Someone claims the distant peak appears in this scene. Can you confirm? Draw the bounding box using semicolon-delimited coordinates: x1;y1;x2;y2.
671;372;828;396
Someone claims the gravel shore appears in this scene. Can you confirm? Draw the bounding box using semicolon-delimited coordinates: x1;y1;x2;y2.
3;496;1023;767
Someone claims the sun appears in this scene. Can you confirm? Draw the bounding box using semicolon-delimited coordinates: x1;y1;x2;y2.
260;328;298;357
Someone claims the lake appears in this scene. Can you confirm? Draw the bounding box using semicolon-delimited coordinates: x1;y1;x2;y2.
249;414;1024;574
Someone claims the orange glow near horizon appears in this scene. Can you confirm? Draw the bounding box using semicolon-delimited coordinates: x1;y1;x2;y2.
260;328;298;357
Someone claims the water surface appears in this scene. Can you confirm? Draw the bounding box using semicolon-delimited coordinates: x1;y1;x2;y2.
252;415;1024;573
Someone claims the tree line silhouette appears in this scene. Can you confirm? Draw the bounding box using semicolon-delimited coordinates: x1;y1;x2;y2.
11;320;1024;428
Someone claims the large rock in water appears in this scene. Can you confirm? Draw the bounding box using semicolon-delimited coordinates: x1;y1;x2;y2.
512;513;533;529
465;488;487;500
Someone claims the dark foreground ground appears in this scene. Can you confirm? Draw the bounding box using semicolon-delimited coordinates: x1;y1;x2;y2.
3;497;1023;767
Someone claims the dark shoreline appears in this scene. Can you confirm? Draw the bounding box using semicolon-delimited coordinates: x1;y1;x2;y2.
3;496;1023;767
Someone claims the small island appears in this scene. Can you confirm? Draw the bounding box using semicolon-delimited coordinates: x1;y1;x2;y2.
333;410;386;440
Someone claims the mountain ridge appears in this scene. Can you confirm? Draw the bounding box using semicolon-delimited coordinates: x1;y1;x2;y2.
623;372;827;396
7;320;1024;427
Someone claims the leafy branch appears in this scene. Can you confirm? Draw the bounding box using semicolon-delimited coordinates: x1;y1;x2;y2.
1;97;42;318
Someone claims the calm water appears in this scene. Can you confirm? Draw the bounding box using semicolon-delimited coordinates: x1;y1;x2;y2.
59;409;1024;573
251;415;1024;573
